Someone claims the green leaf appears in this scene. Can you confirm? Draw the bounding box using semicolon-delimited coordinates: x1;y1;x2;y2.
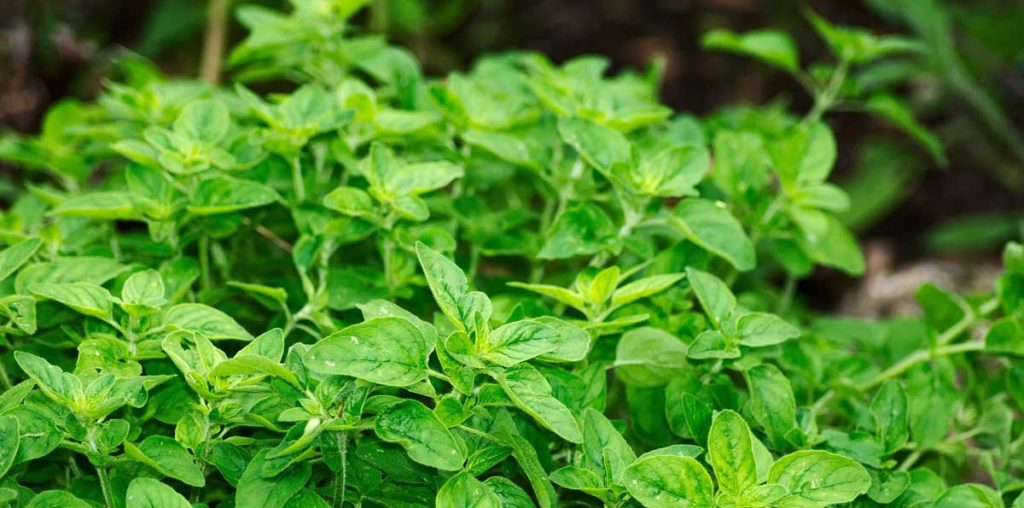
585;266;620;307
507;282;584;310
14;351;76;402
538;202;616;260
51;191;139;220
175;99;231;144
769;450;871;507
437;472;502;508
933;484;1004;508
685;267;736;328
121;269;167;316
15;256;125;292
745;364;799;449
708;410;758;501
0;415;19;478
985;317;1024;356
0;238;42;284
615;327;689;387
735;312;801;347
486;477;536;507
635;145;708;197
495;363;583;443
163;303;253;341
674;199;755;271
534;316;590;363
622;454;715;508
557;116;632;175
611;273;684;310
303;317;429;387
237;328;285;361
29;282;113;320
236;450;311;508
800;215;865;276
374;400;465;471
581;408;636;483
807;11;924;65
323;186;375;218
480;319;560;366
25;490;93;508
865;93;946;166
209;355;301;388
550;465;606;493
869;380;909;455
415;242;470;329
188;177;278;215
124;436;206;487
390;160;464;196
703;29;800;72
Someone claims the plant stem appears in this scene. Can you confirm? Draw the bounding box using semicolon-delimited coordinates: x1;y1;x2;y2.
813;296;1000;412
291;156;306;203
803;59;849;124
199;235;212;292
97;465;114;508
332;432;348;508
199;0;231;84
897;449;922;472
861;341;985;392
0;351;12;390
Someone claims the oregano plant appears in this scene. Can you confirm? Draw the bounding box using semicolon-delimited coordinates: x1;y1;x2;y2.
0;1;1021;507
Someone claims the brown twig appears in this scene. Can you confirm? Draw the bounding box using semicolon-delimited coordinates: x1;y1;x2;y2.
199;0;231;84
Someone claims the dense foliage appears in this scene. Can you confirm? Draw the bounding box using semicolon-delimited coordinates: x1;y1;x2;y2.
0;1;1022;506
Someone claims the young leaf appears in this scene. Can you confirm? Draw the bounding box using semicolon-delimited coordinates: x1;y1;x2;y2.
703;29;800;73
121;269;167;316
479;319;559;366
415;242;470;329
125;478;193;508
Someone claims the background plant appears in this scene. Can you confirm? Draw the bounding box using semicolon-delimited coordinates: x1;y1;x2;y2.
0;0;1022;507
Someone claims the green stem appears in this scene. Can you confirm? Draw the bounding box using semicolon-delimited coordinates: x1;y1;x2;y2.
97;465;114;508
199;235;212;292
803;59;849;124
813;297;999;412
859;341;985;392
291;156;306;203
332;432;348;508
0;351;12;390
776;274;796;315
897;449;922;472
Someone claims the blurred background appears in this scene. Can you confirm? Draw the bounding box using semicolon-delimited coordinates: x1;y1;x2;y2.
2;0;1023;310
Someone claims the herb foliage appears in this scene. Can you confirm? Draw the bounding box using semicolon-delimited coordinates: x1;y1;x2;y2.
0;1;1021;507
